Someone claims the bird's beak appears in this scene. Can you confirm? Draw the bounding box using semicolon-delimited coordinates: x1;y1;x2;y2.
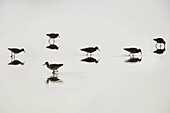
98;48;100;51
140;51;142;55
43;64;45;66
24;50;26;53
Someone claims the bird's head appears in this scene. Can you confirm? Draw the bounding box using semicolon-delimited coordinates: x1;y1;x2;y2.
43;62;49;66
95;46;100;51
21;48;26;53
57;33;60;38
138;49;142;54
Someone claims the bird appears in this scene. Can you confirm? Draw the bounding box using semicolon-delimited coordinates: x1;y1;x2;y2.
81;57;99;63
8;60;24;65
154;48;166;54
46;44;59;50
81;46;100;56
46;33;60;43
153;38;166;48
43;62;63;73
8;48;25;58
124;47;142;56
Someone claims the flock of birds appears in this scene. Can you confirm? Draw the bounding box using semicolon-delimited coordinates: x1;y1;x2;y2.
7;33;166;83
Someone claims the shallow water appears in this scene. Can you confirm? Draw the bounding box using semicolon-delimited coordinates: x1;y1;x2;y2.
0;0;170;113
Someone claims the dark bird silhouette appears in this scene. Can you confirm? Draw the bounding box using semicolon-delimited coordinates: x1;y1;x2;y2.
153;38;166;48
43;62;63;73
8;60;24;65
124;47;142;56
46;76;62;83
8;48;25;58
125;56;142;63
46;33;60;43
154;48;166;54
81;46;100;56
81;57;99;63
46;44;59;50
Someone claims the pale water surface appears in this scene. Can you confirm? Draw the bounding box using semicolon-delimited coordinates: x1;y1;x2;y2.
0;0;170;113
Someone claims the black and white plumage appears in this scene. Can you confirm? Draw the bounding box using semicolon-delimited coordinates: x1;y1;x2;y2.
43;62;63;72
81;46;100;56
124;47;142;55
8;48;25;57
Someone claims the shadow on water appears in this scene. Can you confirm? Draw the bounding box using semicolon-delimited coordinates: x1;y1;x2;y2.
46;72;62;84
81;56;99;64
8;57;24;65
124;56;142;63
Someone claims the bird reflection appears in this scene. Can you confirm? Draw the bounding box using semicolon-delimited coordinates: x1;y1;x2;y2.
81;56;99;64
154;48;166;54
125;56;142;63
46;72;62;84
46;44;59;50
8;57;24;65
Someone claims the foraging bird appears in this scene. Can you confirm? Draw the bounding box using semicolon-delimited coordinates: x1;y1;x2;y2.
46;33;60;43
8;48;25;58
81;46;100;56
43;62;63;73
81;57;99;63
124;47;142;56
153;38;166;48
8;60;24;65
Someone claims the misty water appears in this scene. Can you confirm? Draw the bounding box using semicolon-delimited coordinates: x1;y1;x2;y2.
0;0;170;113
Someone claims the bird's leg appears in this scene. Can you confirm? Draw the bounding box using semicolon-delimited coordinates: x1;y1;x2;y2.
160;43;162;49
90;53;92;57
86;53;88;56
46;79;49;83
155;43;158;49
163;43;166;48
52;71;55;75
128;53;131;56
132;54;134;57
48;39;51;44
13;54;15;60
10;52;13;57
53;39;55;44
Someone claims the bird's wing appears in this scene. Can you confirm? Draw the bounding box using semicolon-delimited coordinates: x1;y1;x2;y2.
124;48;137;52
81;47;93;51
8;48;18;51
